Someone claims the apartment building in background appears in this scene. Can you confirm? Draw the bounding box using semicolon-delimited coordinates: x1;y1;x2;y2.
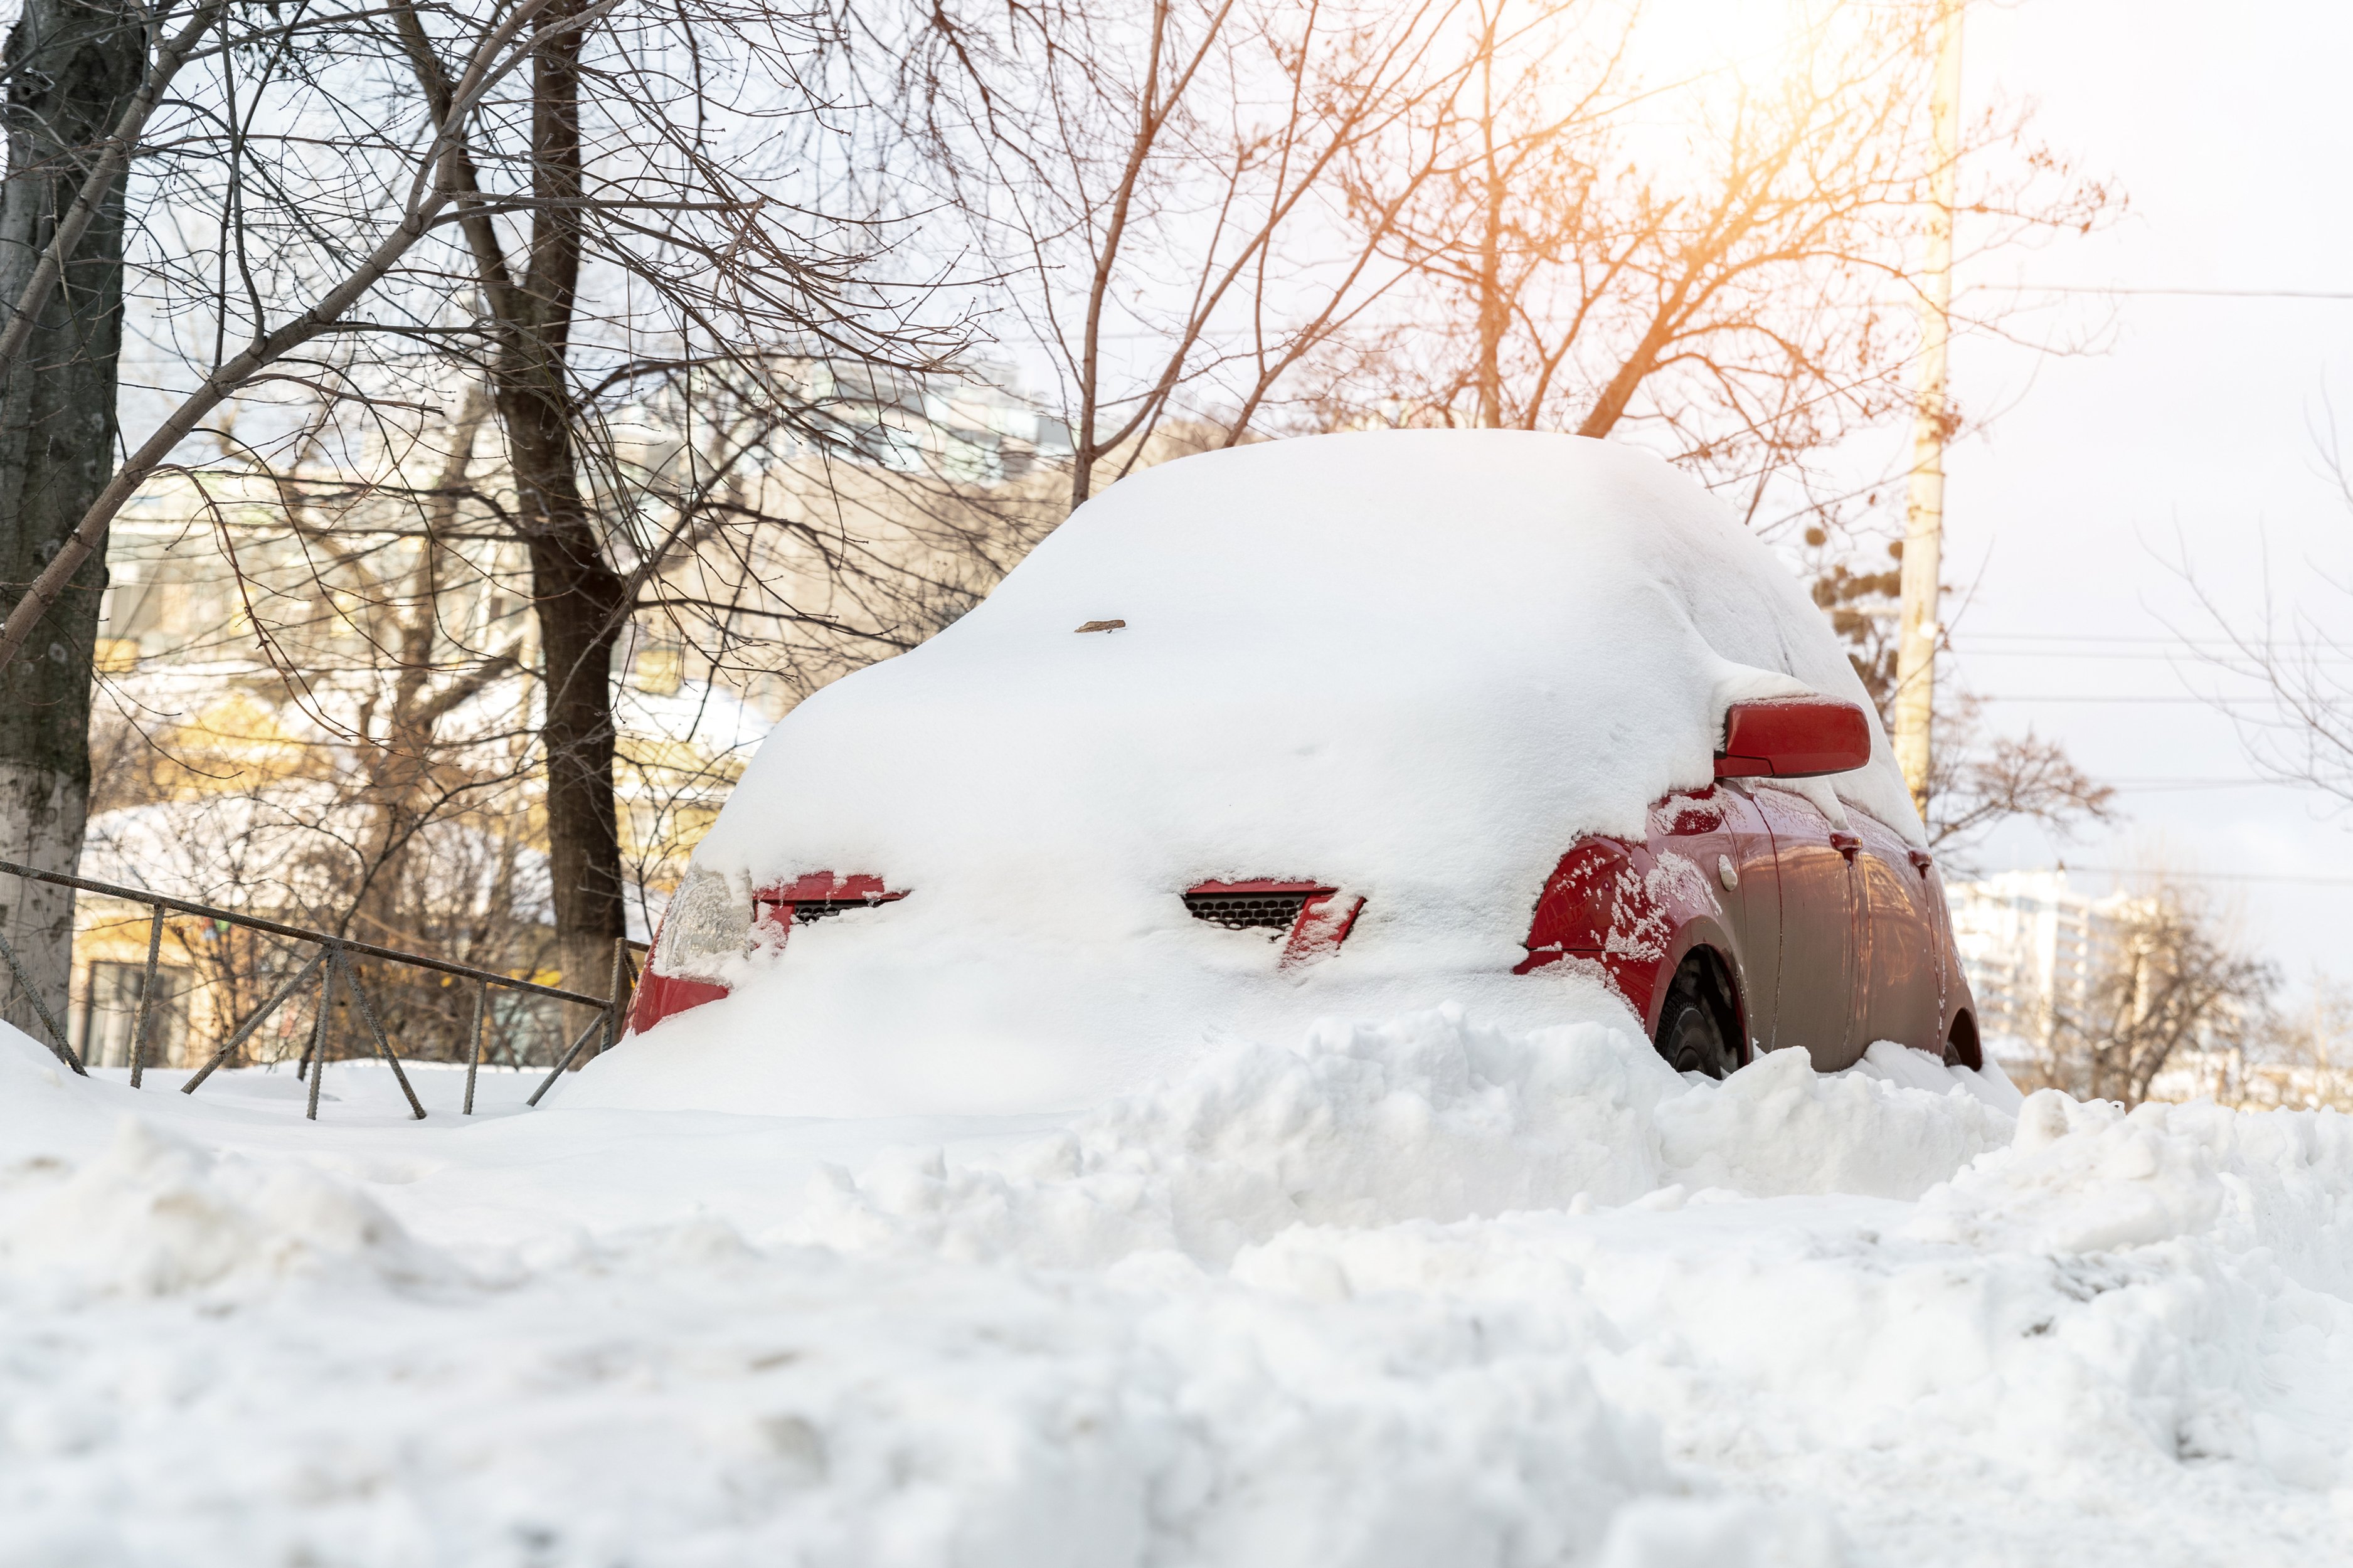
1944;869;2142;1065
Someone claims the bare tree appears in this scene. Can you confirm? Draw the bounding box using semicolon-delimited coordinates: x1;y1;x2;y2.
1923;721;2113;872
2178;411;2353;812
81;408;563;1064
892;0;1495;507
2036;883;2275;1107
0;0;971;1021
1322;0;2113;509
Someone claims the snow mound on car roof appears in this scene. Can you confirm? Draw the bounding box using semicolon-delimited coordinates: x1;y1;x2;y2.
571;432;1920;1115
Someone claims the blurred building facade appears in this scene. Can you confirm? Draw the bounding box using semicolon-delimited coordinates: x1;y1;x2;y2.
1945;869;2138;1065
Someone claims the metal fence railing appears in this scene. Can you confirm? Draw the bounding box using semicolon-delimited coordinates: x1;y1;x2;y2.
0;857;637;1120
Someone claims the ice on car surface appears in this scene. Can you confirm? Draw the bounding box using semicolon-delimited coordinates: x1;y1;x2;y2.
565;430;1920;1117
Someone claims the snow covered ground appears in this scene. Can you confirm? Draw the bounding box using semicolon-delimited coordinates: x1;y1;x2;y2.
4;1010;2350;1566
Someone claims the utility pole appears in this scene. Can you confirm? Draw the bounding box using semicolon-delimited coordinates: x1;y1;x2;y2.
1892;0;1963;817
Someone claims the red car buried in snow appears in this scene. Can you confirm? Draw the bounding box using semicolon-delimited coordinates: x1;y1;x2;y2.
598;432;1977;1118
1517;694;1977;1077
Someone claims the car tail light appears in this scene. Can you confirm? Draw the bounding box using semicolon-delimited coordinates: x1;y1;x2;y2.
652;867;755;979
630;867;753;1034
1185;879;1364;967
629;867;906;1035
1516;838;1641;973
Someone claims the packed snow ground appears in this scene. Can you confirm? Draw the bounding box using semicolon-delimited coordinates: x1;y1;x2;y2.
4;1011;2352;1566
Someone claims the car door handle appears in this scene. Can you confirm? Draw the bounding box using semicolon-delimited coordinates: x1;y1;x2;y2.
1829;831;1861;861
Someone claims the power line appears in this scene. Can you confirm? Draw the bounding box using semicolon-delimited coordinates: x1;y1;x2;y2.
1955;649;2335;664
2058;865;2353;887
1986;284;2353;300
1957;633;2231;642
1976;694;2280;705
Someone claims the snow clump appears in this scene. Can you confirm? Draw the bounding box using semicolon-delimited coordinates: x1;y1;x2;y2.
0;1116;449;1304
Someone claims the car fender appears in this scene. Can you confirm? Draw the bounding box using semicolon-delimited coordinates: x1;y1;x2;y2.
1522;834;1748;1047
1918;862;1983;1067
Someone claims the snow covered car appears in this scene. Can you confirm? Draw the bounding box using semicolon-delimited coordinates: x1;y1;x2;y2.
583;432;1977;1116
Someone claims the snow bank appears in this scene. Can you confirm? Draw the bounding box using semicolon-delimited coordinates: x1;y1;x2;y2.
1913;1089;2353;1288
792;1009;2019;1269
7;1014;2353;1565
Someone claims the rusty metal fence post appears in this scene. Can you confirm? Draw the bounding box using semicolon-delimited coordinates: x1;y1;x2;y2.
129;902;164;1089
332;949;427;1120
305;949;334;1121
526;1012;607;1107
180;947;326;1094
462;975;488;1115
604;936;629;1055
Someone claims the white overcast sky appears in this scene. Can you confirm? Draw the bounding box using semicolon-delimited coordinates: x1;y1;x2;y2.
1904;0;2353;988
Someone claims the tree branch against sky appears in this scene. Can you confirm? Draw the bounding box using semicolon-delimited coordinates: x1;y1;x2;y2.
0;0;970;1012
889;0;1495;507
1322;0;2114;506
2176;420;2353;818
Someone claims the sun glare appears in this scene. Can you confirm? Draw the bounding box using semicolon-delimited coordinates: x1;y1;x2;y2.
1630;0;1809;88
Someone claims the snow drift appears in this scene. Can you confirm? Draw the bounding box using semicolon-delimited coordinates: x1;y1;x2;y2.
791;1009;2020;1269
8;1010;2353;1565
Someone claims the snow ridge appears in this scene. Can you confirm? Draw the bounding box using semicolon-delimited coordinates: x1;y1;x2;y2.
793;1009;2021;1269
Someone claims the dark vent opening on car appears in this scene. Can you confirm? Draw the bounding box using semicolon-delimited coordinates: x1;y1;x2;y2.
790;897;898;924
1184;891;1312;931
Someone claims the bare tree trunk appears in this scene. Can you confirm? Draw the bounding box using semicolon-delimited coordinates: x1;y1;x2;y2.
385;0;625;1032
0;0;139;1038
503;0;627;1044
524;490;629;1048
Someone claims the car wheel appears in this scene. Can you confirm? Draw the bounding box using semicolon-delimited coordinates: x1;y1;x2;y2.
1654;954;1740;1079
1943;1010;1983;1071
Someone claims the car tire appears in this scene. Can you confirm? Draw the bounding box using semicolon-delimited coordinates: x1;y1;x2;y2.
1943;1010;1983;1071
1655;955;1740;1079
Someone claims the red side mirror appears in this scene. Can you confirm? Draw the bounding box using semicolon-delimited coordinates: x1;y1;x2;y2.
1714;697;1872;779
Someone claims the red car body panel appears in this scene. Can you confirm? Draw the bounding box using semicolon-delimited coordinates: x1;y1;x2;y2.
1515;781;1975;1070
630;970;731;1035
